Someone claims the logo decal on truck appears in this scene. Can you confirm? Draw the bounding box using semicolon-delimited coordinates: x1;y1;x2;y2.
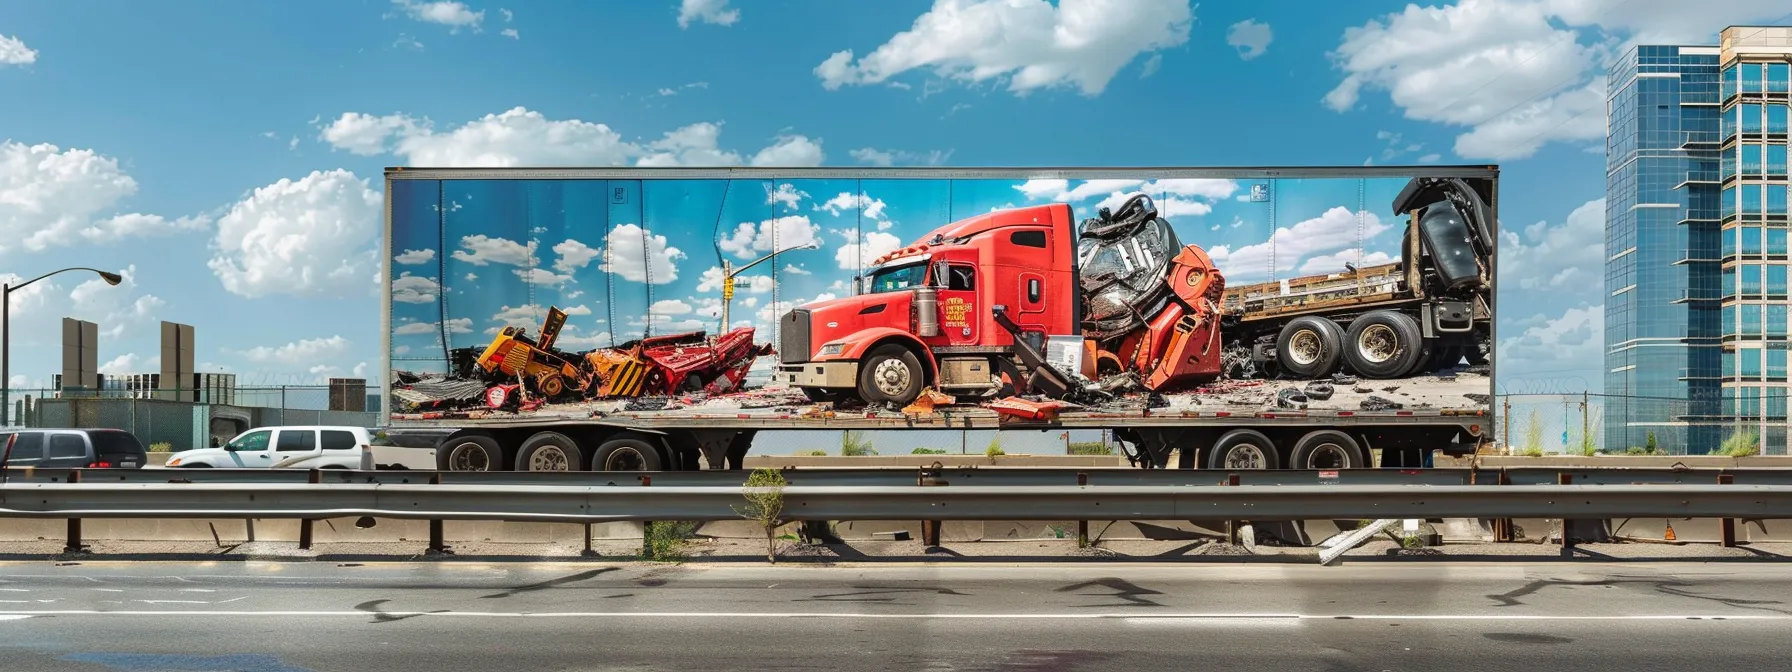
942;296;971;328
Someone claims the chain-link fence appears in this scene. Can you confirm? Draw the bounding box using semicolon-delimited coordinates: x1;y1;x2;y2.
1498;393;1790;456
5;386;381;453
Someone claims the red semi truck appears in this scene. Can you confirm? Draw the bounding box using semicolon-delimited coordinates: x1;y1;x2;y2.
380;166;1499;473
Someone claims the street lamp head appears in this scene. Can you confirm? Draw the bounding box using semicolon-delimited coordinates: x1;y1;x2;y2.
98;271;123;286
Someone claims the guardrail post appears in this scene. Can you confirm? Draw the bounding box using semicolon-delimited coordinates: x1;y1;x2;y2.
640;475;654;558
63;469;87;555
918;465;943;547
1558;473;1576;554
298;469;319;551
1226;474;1242;546
1075;472;1089;548
426;472;451;556
1491;469;1514;543
1719;473;1736;548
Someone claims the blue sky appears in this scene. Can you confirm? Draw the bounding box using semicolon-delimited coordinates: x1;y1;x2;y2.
3;0;1786;403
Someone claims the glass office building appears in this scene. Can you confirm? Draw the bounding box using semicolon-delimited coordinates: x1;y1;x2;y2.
1717;27;1792;454
1606;27;1792;455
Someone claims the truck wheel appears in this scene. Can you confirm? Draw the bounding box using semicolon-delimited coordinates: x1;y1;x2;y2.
1344;311;1424;379
592;438;664;472
538;375;566;399
439;434;503;472
802;387;842;403
859;345;924;406
1290;430;1366;469
515;431;583;472
1275;317;1344;379
1206;430;1280;470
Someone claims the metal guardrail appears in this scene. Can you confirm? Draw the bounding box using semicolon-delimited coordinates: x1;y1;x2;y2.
3;482;1791;522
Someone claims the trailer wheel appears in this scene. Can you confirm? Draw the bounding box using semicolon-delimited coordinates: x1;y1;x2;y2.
439;434;503;472
538;374;566;399
1344;311;1424;379
515;431;583;472
592;438;664;472
859;344;924;406
1275;317;1344;379
1290;430;1366;470
1206;430;1280;470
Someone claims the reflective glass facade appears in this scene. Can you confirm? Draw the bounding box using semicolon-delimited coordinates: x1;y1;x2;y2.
1718;50;1792;455
1604;45;1725;453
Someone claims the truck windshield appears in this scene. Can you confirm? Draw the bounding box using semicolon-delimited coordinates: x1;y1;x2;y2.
1417;202;1480;288
864;262;927;294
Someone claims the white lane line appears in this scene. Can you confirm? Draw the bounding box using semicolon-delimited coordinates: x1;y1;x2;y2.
134;600;210;605
0;615;31;621
0;589;28;593
0;610;1780;621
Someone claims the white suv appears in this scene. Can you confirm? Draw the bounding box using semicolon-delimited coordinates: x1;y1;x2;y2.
166;426;428;469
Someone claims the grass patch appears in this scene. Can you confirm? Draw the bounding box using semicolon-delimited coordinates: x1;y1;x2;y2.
642;521;698;562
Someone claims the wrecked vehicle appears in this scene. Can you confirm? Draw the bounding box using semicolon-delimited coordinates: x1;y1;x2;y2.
381;166;1498;474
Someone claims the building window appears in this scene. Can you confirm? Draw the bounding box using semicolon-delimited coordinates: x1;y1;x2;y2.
1772;186;1789;217
1771;265;1789;297
1771;145;1789;178
1743;63;1764;93
1743;264;1763;295
1770;228;1789;255
1770;104;1788;134
1770;63;1790;93
1772;305;1790;337
1724;304;1737;334
1724;146;1737;176
1724;185;1738;218
1743;144;1763;174
1774;349;1791;381
1746;303;1765;333
1745;226;1764;254
1744;184;1764;216
1724;266;1737;295
1725;64;1739;99
1742;348;1763;377
1743;104;1763;133
1724;349;1737;377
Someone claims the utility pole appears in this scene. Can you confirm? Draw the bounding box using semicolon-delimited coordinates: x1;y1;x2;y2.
1581;391;1590;454
718;241;821;332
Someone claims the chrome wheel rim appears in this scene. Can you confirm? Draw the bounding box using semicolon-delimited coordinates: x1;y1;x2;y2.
1304;443;1350;469
605;447;647;471
448;442;493;471
529;445;571;471
872;358;912;398
1224;444;1268;470
1358;325;1398;364
1288;329;1323;366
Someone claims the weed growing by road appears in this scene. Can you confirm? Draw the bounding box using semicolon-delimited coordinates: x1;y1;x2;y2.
735;468;788;563
643;521;697;562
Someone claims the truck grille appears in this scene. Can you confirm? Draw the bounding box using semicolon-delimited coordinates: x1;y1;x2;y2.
780;309;811;364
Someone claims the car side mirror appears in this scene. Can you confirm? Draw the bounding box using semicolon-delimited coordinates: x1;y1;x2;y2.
852;275;863;295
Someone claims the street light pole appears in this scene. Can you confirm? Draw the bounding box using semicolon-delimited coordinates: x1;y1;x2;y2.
719;241;820;332
2;268;124;427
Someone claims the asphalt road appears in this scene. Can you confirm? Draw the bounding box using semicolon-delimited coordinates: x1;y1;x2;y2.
2;561;1790;671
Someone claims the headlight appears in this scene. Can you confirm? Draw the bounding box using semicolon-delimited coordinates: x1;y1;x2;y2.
166;457;182;467
817;343;845;357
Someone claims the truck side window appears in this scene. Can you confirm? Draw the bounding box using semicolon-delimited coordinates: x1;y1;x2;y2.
947;265;975;291
275;430;317;452
1010;230;1047;248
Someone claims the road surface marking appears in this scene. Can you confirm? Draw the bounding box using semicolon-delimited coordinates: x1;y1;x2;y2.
0;615;30;621
0;610;1782;621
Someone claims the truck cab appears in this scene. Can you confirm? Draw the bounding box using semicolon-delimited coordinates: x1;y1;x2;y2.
775;203;1081;405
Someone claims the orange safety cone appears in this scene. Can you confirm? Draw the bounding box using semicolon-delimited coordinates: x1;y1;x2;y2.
1664;522;1677;542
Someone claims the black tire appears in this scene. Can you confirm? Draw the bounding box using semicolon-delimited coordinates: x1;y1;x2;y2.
438;434;503;472
1290;430;1367;470
178;462;212;468
802;387;839;403
1275;317;1344;379
1205;429;1280;470
591;437;664;472
515;431;584;472
1343;311;1425;379
1425;344;1463;373
858;344;925;406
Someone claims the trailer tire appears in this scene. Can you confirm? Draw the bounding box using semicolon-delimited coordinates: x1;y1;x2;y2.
1206;430;1280;470
1290;430;1367;470
1275;317;1344;379
592;438;664;472
515;431;583;472
859;344;925;406
1344;311;1425;379
438;434;503;472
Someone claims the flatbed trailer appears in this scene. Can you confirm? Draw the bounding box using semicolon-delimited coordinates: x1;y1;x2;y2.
376;165;1500;473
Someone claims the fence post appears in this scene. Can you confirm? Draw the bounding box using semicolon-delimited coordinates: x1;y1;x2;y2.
1492;469;1515;542
1719;473;1736;547
298;469;319;550
1226;473;1242;546
640;475;655;558
1558;473;1576;554
918;464;945;547
1075;471;1089;548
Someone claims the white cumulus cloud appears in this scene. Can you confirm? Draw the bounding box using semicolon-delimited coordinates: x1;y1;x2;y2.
209;169;383;298
815;0;1194;96
394;248;437;265
392;272;441;304
835;230;905;271
392;0;484;32
1500;196;1604;294
1207;207;1388;283
719;215;821;259
0;34;37;65
1226;19;1272;60
600;224;684;284
236;335;352;365
678;0;740;28
0;141;207;253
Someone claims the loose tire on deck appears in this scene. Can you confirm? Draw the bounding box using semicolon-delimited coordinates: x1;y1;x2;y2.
1205;429;1280;471
1344;310;1425;379
515;431;583;472
1275;316;1345;379
858;344;925;406
592;437;665;472
1290;430;1367;470
438;434;503;472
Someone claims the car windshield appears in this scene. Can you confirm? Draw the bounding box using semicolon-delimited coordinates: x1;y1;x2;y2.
864;262;927;294
88;431;144;456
